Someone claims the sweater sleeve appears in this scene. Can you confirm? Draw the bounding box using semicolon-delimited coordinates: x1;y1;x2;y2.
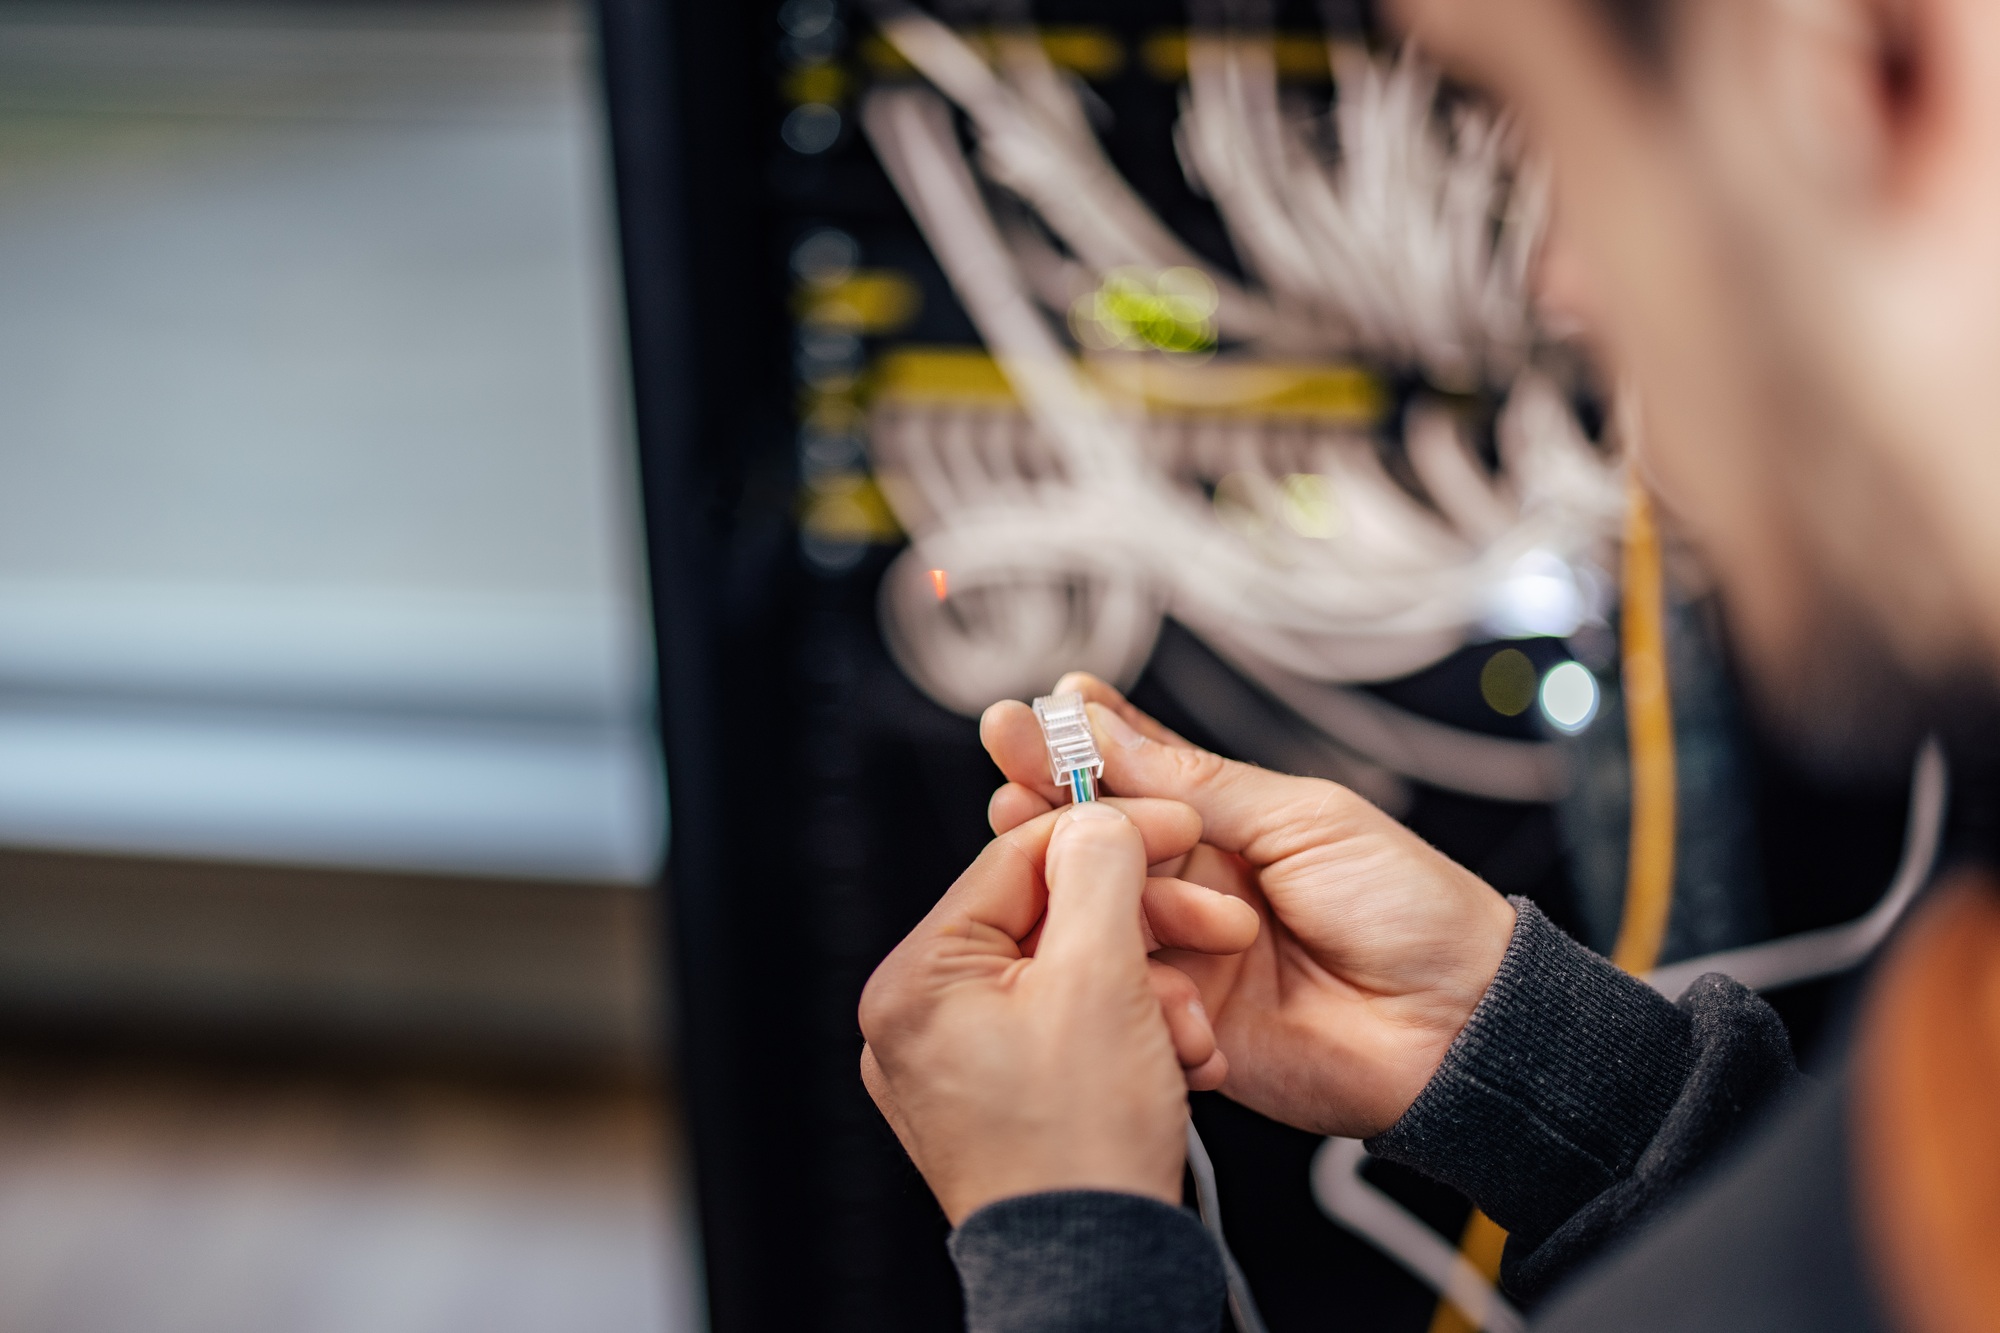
1364;898;1798;1303
947;1191;1228;1333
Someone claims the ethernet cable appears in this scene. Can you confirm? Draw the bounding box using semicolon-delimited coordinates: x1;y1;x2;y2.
1033;690;1269;1333
1188;1120;1272;1333
1310;1137;1525;1333
864;3;1299;350
1647;737;1948;999
871;1;1544;380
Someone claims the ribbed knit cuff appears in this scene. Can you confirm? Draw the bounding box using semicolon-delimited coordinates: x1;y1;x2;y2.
1365;899;1699;1247
949;1191;1226;1333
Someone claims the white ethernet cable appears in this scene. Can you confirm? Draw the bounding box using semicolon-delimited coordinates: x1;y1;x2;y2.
867;4;1302;351
1188;1120;1273;1333
1033;688;1270;1333
1311;1136;1526;1333
1647;736;1948;999
1174;8;1543;380
871;4;1544;380
1176;34;1542;387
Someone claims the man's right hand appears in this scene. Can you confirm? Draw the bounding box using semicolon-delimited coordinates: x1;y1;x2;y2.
982;673;1518;1140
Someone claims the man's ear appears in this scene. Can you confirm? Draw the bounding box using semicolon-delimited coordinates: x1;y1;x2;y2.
1686;0;1976;214
1765;0;1898;198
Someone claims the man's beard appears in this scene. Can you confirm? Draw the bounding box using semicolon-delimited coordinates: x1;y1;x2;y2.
1732;582;2000;784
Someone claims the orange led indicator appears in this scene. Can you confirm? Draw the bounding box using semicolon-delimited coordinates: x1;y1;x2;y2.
929;568;949;600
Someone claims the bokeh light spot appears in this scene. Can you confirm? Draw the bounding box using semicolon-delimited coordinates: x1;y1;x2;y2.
1069;266;1218;355
1479;647;1537;717
1279;473;1341;539
1539;660;1601;733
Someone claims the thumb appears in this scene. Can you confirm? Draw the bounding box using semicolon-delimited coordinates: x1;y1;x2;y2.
1036;803;1150;975
1088;701;1351;860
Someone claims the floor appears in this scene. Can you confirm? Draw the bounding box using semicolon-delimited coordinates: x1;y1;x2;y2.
0;1051;701;1333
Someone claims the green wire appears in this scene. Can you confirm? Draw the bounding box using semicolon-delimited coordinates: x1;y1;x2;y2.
1070;769;1096;803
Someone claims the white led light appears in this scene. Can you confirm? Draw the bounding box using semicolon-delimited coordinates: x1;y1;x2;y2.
1538;660;1600;734
1483;550;1587;640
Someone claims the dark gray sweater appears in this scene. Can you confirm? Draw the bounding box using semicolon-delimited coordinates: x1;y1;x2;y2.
948;899;1896;1331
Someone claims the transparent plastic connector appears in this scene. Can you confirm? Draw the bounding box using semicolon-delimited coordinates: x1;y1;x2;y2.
1033;691;1104;803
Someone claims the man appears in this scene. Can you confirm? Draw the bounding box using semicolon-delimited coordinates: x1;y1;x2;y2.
857;0;2000;1327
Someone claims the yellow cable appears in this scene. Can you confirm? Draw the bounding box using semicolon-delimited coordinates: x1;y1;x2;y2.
1611;475;1677;976
1429;473;1678;1333
1427;1210;1510;1333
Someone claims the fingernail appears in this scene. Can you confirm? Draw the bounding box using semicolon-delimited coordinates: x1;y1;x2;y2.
1062;801;1125;823
1088;703;1144;751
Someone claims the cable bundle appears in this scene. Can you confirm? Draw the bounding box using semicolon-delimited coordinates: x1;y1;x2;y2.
859;7;1624;796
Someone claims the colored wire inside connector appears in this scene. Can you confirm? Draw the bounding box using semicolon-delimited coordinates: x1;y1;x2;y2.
1034;691;1105;805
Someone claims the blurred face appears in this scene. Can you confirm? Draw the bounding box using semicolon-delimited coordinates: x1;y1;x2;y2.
1400;0;2000;770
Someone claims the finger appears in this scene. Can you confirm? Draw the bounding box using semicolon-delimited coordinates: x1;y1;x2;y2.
980;678;1193;806
917;829;1053;944
1150;946;1248;1025
993;791;1195;880
1141;877;1260;955
988;782;1053;836
1087;700;1367;860
1179;843;1258;902
927;798;1203;944
998;797;1201;872
980;700;1069;805
1149;961;1218;1072
1051;672;1190;747
1183;1049;1229;1092
1037;803;1150;976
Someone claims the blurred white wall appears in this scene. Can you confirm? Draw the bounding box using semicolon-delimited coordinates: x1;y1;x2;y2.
0;2;662;881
